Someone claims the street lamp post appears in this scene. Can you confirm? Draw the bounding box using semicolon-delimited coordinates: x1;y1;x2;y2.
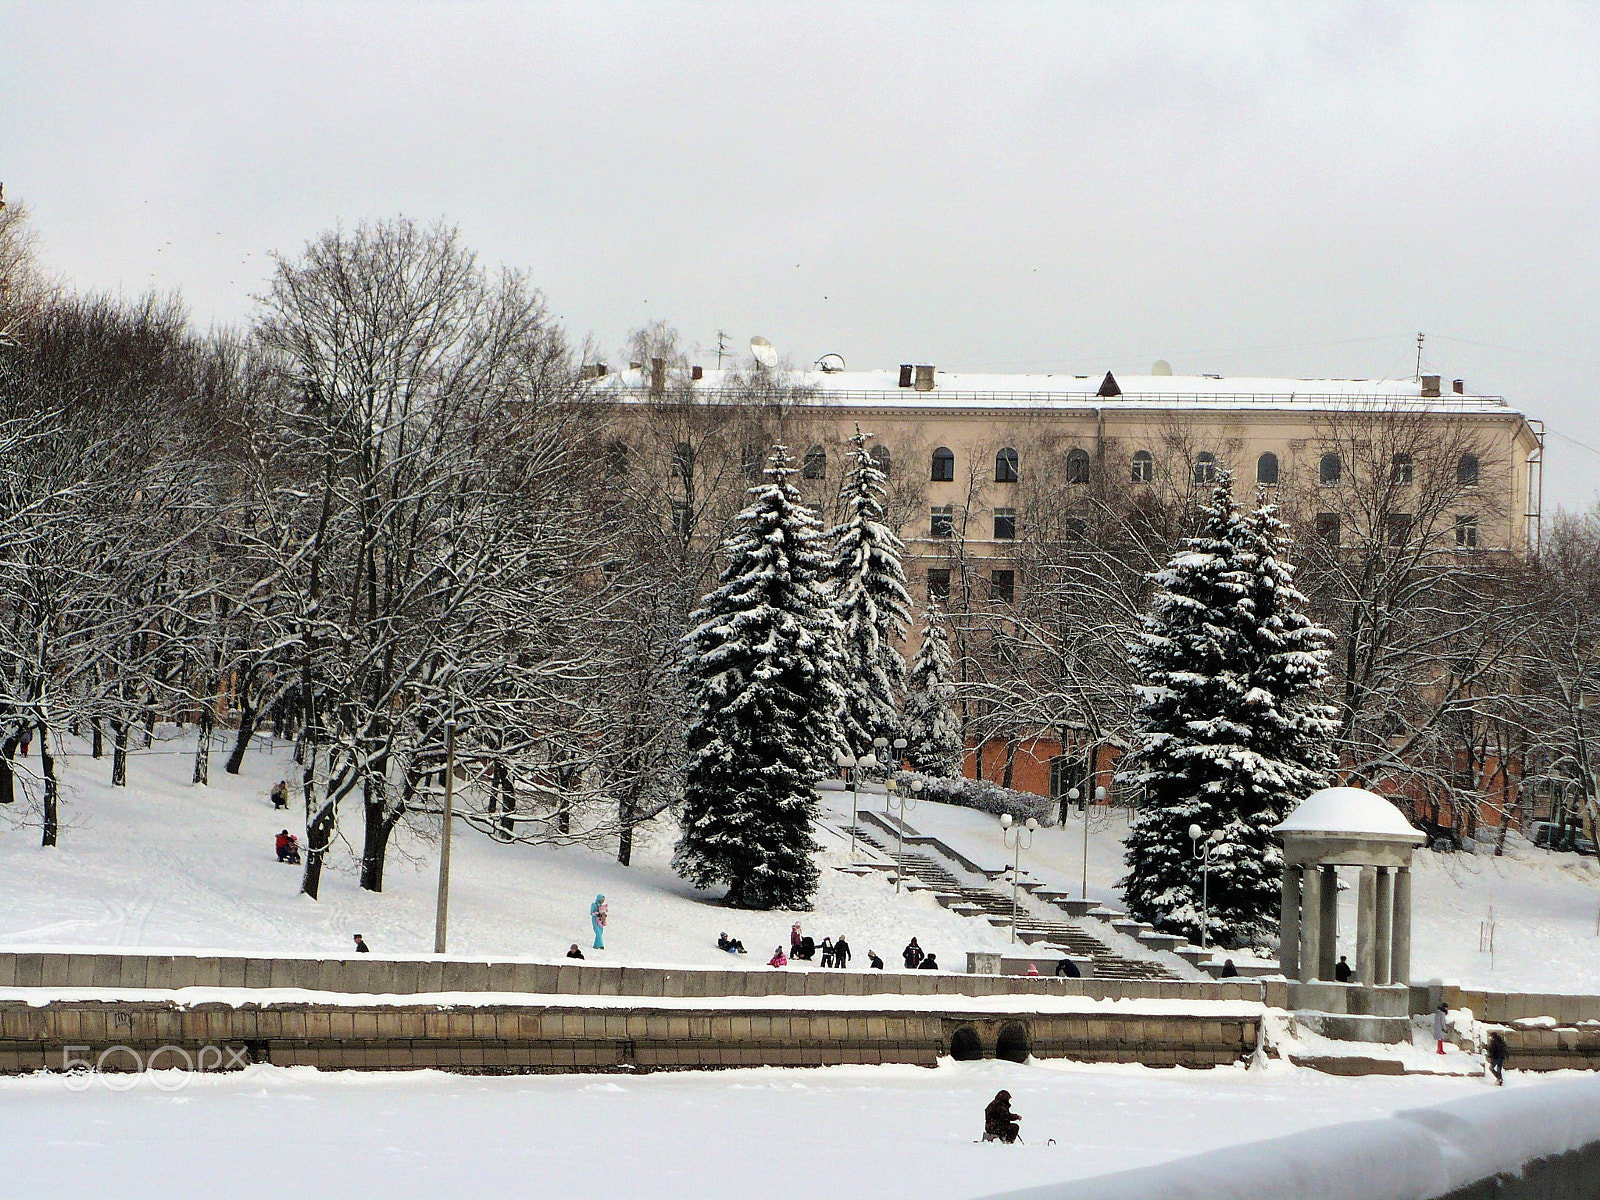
1078;785;1107;901
1001;813;1039;943
887;777;921;892
433;717;458;955
892;737;908;771
834;749;867;863
1188;823;1225;950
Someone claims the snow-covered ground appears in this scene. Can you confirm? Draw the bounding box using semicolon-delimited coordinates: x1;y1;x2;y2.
0;1056;1545;1200
4;728;1599;993
0;730;1014;968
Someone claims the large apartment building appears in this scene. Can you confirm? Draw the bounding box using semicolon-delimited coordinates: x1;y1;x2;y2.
603;360;1545;802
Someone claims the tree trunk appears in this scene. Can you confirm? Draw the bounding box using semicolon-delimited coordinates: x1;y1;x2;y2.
300;797;336;900
142;708;156;747
495;759;516;841
224;677;261;775
0;732;17;805
111;719;129;787
192;711;213;785
359;777;403;893
91;718;103;759
618;791;638;866
1001;737;1017;790
40;723;58;848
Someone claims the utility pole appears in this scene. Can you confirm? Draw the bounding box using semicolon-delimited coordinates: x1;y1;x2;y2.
1415;332;1425;380
433;717;458;954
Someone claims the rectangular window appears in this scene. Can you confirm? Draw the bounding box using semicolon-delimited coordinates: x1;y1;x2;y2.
670;501;693;538
926;568;951;603
1455;513;1479;548
930;505;954;538
1064;516;1087;543
1387;513;1412;547
1315;512;1341;548
994;508;1016;540
990;569;1015;603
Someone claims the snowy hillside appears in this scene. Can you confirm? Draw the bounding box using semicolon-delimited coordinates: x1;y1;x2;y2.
0;729;1015;968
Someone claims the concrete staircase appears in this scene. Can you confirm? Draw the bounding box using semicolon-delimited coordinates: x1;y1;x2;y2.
842;814;1178;982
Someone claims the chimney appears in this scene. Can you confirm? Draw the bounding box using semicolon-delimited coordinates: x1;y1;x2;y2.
691;365;704;381
1453;378;1464;394
650;357;666;396
1421;375;1441;397
898;364;914;388
914;364;935;392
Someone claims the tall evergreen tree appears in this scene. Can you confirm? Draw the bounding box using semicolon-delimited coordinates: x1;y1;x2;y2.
1120;472;1334;946
905;604;964;778
674;446;845;910
828;426;913;758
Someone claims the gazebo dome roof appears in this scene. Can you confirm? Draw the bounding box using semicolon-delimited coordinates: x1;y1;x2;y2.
1272;787;1426;842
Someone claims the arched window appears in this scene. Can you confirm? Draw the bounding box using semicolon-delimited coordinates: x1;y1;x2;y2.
1193;452;1217;485
869;445;891;478
1130;450;1153;484
672;442;694;487
802;444;826;480
1319;452;1342;486
1256;452;1279;486
995;447;1019;483
1457;453;1480;487
931;446;955;482
1391;453;1414;485
605;439;629;477
1066;447;1090;484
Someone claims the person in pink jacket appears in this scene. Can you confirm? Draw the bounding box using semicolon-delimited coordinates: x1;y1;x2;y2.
768;947;788;968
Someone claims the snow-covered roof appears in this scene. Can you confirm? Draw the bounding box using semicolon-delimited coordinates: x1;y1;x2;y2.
1273;787;1426;842
597;367;1517;415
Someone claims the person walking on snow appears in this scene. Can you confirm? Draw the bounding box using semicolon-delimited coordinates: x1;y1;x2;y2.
1486;1029;1508;1085
1434;1002;1450;1054
590;895;608;950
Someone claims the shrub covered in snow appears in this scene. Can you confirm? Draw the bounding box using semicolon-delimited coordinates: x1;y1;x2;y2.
889;770;1052;823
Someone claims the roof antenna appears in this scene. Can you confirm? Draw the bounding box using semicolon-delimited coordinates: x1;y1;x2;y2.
715;330;731;369
1415;331;1425;380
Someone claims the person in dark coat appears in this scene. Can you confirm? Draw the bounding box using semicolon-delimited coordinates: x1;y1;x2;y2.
902;938;924;969
819;937;835;968
717;932;747;954
353;934;370;953
919;953;939;970
1333;956;1352;982
567;944;585;959
793;936;816;961
1220;958;1239;979
833;935;851;968
984;1089;1020;1144
1054;957;1080;978
1486;1030;1508;1085
867;950;884;970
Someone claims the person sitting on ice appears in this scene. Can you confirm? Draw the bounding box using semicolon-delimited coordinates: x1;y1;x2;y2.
919;952;939;971
902;938;924;969
567;944;585;959
983;1090;1021;1144
717;932;747;954
275;830;293;862
867;950;884;970
819;937;835;968
768;947;788;968
1333;956;1352;982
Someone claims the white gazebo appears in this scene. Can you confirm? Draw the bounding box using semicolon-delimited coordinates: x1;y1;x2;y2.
1272;787;1427;987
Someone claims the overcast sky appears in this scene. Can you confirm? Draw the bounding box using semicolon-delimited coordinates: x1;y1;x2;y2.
5;2;1598;508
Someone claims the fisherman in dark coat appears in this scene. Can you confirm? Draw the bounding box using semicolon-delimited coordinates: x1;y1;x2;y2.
984;1090;1020;1144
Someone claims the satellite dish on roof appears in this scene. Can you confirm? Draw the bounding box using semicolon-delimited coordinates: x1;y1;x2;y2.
1152;359;1173;376
749;336;778;369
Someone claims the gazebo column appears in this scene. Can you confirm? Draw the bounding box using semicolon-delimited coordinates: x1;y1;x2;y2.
1375;867;1394;986
1278;865;1301;978
1298;864;1322;981
1318;864;1339;980
1390;866;1413;985
1356;866;1378;984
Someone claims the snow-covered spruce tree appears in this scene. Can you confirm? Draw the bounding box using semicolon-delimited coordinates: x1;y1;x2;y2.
827;427;913;758
904;604;965;778
1119;471;1334;947
674;446;845;910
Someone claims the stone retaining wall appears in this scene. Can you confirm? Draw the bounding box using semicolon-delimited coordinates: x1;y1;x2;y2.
0;998;1257;1075
0;951;1277;1005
